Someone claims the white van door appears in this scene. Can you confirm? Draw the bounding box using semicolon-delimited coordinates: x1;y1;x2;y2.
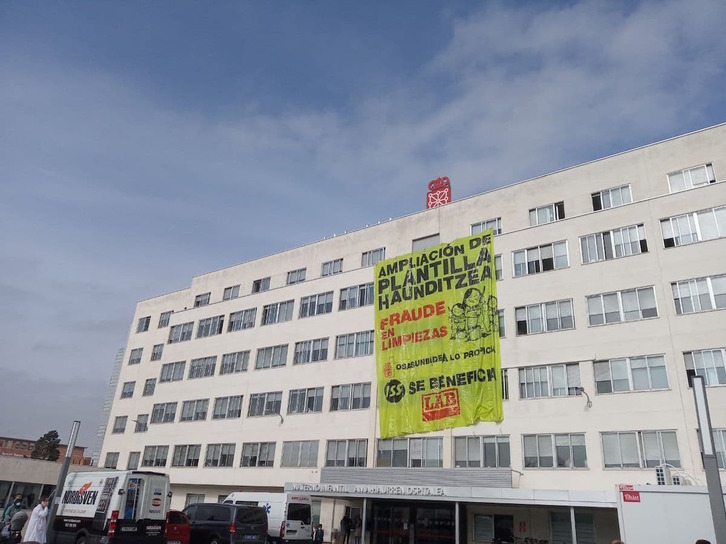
282;499;311;542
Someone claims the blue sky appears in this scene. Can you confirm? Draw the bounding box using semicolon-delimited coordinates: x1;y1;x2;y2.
1;0;725;451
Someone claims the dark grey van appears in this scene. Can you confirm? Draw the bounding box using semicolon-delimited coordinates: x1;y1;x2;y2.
182;503;268;544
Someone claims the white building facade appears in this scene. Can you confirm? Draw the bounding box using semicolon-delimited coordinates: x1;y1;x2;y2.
100;124;726;544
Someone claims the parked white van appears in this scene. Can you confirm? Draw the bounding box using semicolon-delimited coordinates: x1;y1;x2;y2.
52;470;171;544
222;493;312;544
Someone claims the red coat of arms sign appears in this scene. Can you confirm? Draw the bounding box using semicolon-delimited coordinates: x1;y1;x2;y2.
426;176;451;209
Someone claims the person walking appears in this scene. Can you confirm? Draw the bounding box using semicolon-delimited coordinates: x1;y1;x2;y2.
3;496;24;525
23;497;49;543
313;524;324;544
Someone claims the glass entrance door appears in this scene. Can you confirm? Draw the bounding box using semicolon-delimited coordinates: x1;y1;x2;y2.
371;506;410;544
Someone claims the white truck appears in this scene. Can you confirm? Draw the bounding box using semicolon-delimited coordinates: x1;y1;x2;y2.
51;470;171;544
222;492;312;544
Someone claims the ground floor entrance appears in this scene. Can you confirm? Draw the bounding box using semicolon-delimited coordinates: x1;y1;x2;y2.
369;501;455;544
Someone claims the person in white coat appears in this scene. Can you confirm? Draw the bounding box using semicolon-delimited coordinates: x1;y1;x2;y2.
22;497;48;543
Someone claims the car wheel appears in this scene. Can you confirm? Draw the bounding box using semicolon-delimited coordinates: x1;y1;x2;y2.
77;536;87;544
210;538;219;544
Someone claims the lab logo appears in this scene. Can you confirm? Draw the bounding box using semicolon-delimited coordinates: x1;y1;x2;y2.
384;380;405;404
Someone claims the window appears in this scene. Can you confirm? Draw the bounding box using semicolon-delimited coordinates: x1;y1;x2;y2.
248;392;282;417
223;285;240;300
294;338;329;365
713;430;726;469
112;416;127;434
494;255;502;281
127;451;140;470
194;293;210;307
501;369;509;400
150;402;177;424
512;241;568;277
142;445;169;467
361;247;385;267
661;206;726;247
104;452;119;469
668;163;715;193
288;387;324;414
228;308;256;331
498;310;506;338
143;378;156;396
261;300;294;325
473;514;514;543
220;351;249;374
330;383;371;411
339;283;374;310
287;268;307;285
454;436;510;467
412;234;440;252
587;286;658;325
189;356;217;379
205;443;236;467
376;437;443;467
160;361;185;382
169;322;194;343
172;444;201;467
184;494;205;507
580;224;648;264
252;277;270;293
180;399;209;422
137;316;151;333
197;315;224;338
128;348;143;365
326;439;367;467
519;363;581;399
120;381;135;399
212;395;243;419
602;431;680;468
322;258;343;277
550;513;594;544
158;311;172;328
684;349;726;386
281;441;319;467
523;433;587;468
134;414;148;433
300;291;333;318
529;201;565;226
151;344;164;361
592;185;632;211
335;330;375;358
241;442;276;467
672;274;726;314
471;218;502;236
515;299;574;335
256;345;288;369
594;355;668;393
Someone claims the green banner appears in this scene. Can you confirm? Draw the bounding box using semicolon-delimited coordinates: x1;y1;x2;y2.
374;231;502;438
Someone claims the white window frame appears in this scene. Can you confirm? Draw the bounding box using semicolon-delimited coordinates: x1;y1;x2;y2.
515;299;574;335
134;414;148;433
661;205;726;247
128;348;143;365
325;439;367;467
330;383;371;411
223;285;240;300
592;184;632;211
212;395;243;419
158;311;172;328
518;363;581;399
580;224;648;264
376;437;443;468
713;429;726;469
586;286;658;326
168;322;194;343
220;351;249;374
188;356;217;379
112;416;127;434
194;293;210;307
300;291;333;318
667;163;715;193
322;258;343;277
361;247;385;267
471;217;502;236
241;442;276;467
150;344;164;361
252;277;270;293
204;443;236;467
150;402;177;424
127;451;140;470
247;391;282;417
281;440;319;468
136;316;151;333
141;445;169;467
529;201;565;226
594;355;668;393
197;315;224;338
335;330;375;358
293;338;329;364
684;349;726;386
180;399;209;422
261;300;294;325
120;381;135;399
104;452;119;469
523;433;587;468
142;378;156;396
512;241;569;277
339;283;374;310
160;361;185;382
601;430;680;468
288;387;324;414
228;308;256;331
171;444;201;467
286;268;307;285
672;274;726;315
454;435;510;468
256;344;288;369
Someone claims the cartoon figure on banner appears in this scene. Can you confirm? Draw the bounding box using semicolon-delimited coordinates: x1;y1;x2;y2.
449;287;498;341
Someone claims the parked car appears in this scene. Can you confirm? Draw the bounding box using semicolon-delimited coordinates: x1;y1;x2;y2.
165;510;190;544
182;503;268;544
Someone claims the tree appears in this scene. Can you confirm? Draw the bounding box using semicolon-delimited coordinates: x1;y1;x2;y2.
30;430;61;461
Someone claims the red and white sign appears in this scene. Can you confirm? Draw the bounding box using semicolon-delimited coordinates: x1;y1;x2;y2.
622;491;641;503
426;177;451;209
151;498;162;508
618;484;634;491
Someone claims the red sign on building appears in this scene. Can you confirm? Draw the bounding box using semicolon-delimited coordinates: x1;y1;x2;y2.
426;177;451;209
622;491;641;503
